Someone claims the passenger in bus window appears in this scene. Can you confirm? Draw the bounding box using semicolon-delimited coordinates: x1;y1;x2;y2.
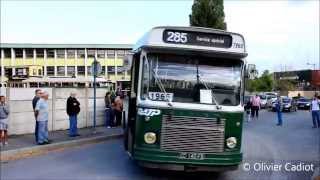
0;95;9;146
66;92;81;137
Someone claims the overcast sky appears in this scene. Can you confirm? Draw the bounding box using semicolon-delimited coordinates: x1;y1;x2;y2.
1;0;319;73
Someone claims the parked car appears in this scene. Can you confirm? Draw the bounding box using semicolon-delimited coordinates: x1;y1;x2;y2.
259;95;268;109
281;97;297;112
296;98;311;110
267;95;277;110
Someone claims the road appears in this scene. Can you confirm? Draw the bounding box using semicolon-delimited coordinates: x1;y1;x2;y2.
1;110;319;180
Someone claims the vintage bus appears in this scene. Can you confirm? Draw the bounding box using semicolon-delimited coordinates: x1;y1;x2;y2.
124;26;253;171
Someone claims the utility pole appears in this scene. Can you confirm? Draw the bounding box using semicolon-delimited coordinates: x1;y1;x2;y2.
91;57;101;133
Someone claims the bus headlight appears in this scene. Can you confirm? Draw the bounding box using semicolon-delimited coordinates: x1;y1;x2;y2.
226;137;237;149
144;132;156;144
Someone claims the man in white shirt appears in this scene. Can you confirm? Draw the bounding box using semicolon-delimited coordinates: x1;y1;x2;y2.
35;91;50;145
310;95;320;128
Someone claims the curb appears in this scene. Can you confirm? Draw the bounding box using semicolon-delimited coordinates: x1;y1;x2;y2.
0;133;123;162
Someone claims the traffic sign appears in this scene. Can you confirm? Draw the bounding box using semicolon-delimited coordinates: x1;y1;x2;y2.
91;58;102;76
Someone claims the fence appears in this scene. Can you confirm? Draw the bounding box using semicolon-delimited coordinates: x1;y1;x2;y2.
288;91;320;98
4;88;109;135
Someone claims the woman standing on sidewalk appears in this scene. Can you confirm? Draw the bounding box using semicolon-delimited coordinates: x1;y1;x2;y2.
0;95;9;146
250;94;261;120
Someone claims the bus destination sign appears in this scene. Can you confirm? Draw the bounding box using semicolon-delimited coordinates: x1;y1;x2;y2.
163;29;232;48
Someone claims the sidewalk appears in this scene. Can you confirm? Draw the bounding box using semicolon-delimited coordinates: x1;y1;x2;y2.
0;126;123;161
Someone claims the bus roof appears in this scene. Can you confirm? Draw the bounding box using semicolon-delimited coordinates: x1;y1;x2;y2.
133;26;247;58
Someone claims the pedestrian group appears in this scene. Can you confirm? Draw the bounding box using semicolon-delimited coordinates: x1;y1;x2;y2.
244;93;320;128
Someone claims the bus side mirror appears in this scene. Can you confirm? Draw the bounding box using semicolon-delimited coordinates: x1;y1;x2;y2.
245;64;258;79
124;53;133;71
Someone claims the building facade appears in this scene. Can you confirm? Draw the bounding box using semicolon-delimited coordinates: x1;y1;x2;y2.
0;43;133;88
274;69;320;91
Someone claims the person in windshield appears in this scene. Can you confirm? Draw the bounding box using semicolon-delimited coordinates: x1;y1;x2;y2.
250;94;261;120
275;96;283;126
310;95;320;128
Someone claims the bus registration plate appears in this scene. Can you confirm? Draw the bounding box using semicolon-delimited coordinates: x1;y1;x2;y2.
179;152;204;160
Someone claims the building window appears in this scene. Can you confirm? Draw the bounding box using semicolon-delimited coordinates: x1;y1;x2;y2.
87;49;95;58
67;49;75;58
77;49;85;58
107;50;115;58
57;49;65;58
47;49;55;58
101;66;106;74
125;50;131;55
46;66;54;76
107;66;115;74
15;49;23;58
57;66;65;76
117;50;125;58
67;66;75;76
3;48;11;58
87;66;92;75
36;49;44;58
97;50;105;58
25;49;34;58
77;66;85;75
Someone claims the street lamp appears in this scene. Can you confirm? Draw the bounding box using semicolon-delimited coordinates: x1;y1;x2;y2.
306;62;316;70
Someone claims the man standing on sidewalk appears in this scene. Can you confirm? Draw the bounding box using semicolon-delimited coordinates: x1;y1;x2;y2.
32;89;42;143
275;96;283;126
310;95;320;128
66;92;80;137
35;91;50;145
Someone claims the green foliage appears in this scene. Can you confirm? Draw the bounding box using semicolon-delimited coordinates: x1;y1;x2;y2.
246;70;274;92
189;0;227;30
275;80;295;91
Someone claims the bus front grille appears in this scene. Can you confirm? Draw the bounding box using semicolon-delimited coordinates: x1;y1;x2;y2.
160;115;225;153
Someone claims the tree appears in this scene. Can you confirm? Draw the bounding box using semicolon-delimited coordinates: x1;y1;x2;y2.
189;0;227;30
246;70;274;93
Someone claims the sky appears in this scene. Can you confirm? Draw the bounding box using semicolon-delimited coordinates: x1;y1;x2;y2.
1;0;319;74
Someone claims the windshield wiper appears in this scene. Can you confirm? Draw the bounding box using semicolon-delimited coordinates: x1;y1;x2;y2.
196;63;221;109
148;56;173;106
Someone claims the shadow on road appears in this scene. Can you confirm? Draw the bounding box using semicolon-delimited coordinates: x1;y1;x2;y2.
141;167;221;180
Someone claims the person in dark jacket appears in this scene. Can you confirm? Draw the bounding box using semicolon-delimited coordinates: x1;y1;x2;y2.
32;89;42;143
66;92;80;137
275;96;283;126
104;92;114;128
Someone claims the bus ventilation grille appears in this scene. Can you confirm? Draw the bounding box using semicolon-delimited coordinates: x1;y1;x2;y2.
160;115;225;153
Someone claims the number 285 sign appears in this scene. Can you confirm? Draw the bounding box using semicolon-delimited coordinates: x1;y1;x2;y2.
163;29;233;48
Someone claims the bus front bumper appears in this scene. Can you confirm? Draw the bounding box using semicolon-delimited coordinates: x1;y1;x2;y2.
133;147;242;171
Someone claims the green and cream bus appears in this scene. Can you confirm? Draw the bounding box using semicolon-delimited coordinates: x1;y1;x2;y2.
124;26;253;171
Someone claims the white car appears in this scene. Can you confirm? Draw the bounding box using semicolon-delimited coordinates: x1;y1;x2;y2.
259;95;268;108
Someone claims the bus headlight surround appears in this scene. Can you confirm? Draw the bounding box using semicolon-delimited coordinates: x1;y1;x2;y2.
144;132;156;144
226;137;237;149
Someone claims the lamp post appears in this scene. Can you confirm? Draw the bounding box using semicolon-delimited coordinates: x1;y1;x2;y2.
307;62;316;71
91;57;101;133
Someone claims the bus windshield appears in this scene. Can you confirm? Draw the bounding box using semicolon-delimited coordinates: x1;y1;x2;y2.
141;53;243;106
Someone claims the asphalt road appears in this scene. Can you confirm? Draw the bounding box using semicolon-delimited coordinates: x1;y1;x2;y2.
1;110;319;180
